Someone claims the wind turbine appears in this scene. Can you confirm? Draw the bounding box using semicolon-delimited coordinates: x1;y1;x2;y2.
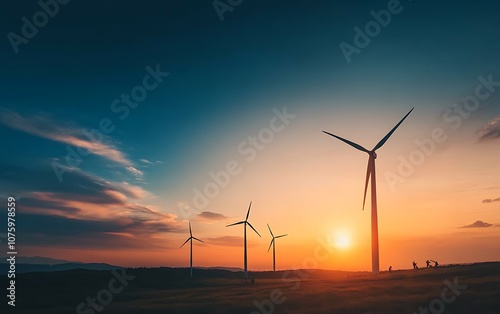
226;201;261;279
322;108;414;274
267;224;287;272
180;222;204;277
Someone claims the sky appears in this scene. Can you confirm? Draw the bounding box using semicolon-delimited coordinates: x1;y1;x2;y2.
0;0;499;272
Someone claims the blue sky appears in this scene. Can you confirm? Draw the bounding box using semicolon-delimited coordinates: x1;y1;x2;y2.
0;0;499;268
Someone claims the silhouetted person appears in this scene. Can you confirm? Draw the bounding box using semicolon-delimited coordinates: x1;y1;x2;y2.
426;260;431;268
434;260;439;267
389;266;392;273
412;261;418;270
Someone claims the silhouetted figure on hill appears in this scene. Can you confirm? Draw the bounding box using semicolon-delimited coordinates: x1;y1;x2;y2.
389;266;392;273
412;261;418;270
426;260;431;268
433;260;439;267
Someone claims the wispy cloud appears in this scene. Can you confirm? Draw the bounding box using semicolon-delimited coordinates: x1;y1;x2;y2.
0;164;181;247
0;164;151;201
14;213;179;249
478;115;500;141
460;220;493;228
197;211;230;221
140;159;164;165
125;166;144;181
482;198;500;204
0;107;142;180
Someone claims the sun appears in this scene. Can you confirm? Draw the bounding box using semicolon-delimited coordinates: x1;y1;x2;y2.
332;232;351;249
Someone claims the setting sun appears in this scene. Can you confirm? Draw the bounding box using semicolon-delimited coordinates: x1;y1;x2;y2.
331;232;351;249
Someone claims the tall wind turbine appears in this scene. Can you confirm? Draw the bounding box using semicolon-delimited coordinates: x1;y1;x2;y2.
180;222;204;277
226;201;261;279
322;108;414;274
267;224;287;272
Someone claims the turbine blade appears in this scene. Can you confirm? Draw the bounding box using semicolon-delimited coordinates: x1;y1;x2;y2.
189;222;192;237
267;239;274;252
372;107;414;151
193;237;204;243
363;157;372;211
226;221;245;227
276;234;288;238
246;201;252;221
247;222;261;237
267;224;274;237
180;237;191;248
322;131;370;153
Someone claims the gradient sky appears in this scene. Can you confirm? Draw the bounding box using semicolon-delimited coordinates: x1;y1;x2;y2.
1;0;499;271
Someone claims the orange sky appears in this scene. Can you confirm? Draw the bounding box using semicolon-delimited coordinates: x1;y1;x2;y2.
21;105;499;272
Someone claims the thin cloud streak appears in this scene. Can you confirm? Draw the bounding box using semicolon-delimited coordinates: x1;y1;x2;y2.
197;211;230;221
461;220;493;228
0;107;142;179
482;198;500;204
139;159;164;166
478;115;500;141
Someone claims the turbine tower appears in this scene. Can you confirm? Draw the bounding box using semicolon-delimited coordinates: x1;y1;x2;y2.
180;222;204;277
226;201;261;279
323;108;414;274
267;224;287;272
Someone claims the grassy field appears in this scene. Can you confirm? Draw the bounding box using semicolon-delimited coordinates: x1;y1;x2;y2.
2;262;499;313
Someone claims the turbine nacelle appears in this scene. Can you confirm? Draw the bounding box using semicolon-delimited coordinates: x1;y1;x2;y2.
226;201;261;237
267;224;287;252
180;222;204;248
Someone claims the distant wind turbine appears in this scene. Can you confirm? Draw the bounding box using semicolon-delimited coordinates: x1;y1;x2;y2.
226;201;261;279
267;224;287;272
322;108;414;274
180;222;204;277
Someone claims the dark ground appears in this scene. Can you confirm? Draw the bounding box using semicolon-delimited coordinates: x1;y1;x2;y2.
1;262;499;313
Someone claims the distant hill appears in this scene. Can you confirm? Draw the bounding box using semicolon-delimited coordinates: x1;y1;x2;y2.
0;256;121;274
0;256;76;265
196;266;244;272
